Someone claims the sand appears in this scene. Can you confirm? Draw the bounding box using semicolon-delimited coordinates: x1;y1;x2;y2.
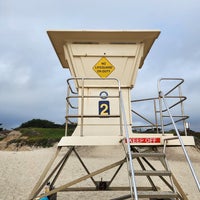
0;145;199;200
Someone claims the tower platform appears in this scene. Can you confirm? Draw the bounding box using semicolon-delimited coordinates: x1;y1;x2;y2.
58;134;195;146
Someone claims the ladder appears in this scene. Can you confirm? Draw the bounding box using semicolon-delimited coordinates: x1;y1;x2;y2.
118;80;191;200
119;143;188;200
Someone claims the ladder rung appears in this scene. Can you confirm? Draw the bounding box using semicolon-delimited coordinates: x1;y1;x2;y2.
134;170;171;176
131;152;165;158
137;191;178;198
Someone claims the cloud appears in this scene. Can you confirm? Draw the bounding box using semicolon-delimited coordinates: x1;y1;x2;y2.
0;0;200;132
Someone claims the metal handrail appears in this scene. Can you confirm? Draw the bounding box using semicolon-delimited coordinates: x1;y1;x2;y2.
160;91;200;191
160;95;187;112
158;78;188;135
131;78;188;134
120;91;138;200
131;97;159;132
131;109;156;126
158;78;184;96
65;77;122;136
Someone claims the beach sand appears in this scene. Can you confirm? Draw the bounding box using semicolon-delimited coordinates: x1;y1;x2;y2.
0;145;199;200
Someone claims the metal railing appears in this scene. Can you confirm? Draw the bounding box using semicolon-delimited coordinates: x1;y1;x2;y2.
120;90;138;200
158;78;189;135
160;91;200;192
131;78;189;135
65;77;122;136
131;97;160;132
131;77;199;192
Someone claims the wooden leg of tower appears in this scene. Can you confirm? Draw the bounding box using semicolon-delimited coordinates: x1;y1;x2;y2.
37;158;127;199
28;147;61;200
171;173;189;200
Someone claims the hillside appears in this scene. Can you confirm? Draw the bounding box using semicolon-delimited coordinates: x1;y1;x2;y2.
0;119;200;150
0;119;76;150
0;128;63;150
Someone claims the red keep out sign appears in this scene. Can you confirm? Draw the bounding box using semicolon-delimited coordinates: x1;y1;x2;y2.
126;137;161;144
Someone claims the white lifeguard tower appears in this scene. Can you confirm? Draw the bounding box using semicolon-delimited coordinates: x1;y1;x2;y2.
29;30;199;200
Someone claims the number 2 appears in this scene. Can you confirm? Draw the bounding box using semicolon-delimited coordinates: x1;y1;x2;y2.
99;101;110;116
100;103;109;115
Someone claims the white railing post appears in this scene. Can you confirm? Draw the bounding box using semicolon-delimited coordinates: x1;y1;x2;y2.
160;91;200;191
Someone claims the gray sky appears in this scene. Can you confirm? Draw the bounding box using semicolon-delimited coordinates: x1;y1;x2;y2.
0;0;200;131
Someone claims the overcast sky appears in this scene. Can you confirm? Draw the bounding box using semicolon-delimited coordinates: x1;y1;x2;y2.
0;0;200;131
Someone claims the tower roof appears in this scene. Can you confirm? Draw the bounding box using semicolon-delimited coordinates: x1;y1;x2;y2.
47;30;160;69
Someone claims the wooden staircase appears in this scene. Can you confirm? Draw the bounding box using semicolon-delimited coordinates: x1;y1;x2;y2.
117;144;188;200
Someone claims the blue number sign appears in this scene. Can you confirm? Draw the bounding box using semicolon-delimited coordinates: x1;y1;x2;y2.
99;101;110;116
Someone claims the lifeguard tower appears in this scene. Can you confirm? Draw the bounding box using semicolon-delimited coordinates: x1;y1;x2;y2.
29;30;199;200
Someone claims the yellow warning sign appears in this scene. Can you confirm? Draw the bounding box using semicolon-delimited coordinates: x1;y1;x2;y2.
93;57;115;78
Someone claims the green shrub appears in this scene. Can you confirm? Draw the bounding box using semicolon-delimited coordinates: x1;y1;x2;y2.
19;119;64;128
13;126;75;148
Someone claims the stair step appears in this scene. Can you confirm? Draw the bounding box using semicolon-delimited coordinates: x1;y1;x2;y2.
131;152;165;158
137;191;178;198
135;170;171;176
110;191;178;200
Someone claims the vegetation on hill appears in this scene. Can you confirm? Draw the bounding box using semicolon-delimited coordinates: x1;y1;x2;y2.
7;119;76;148
187;129;200;149
9;128;64;148
0;118;200;149
19;119;65;128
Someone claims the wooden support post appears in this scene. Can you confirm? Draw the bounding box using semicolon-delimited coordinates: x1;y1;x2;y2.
36;158;126;199
28;147;61;200
171;173;189;200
